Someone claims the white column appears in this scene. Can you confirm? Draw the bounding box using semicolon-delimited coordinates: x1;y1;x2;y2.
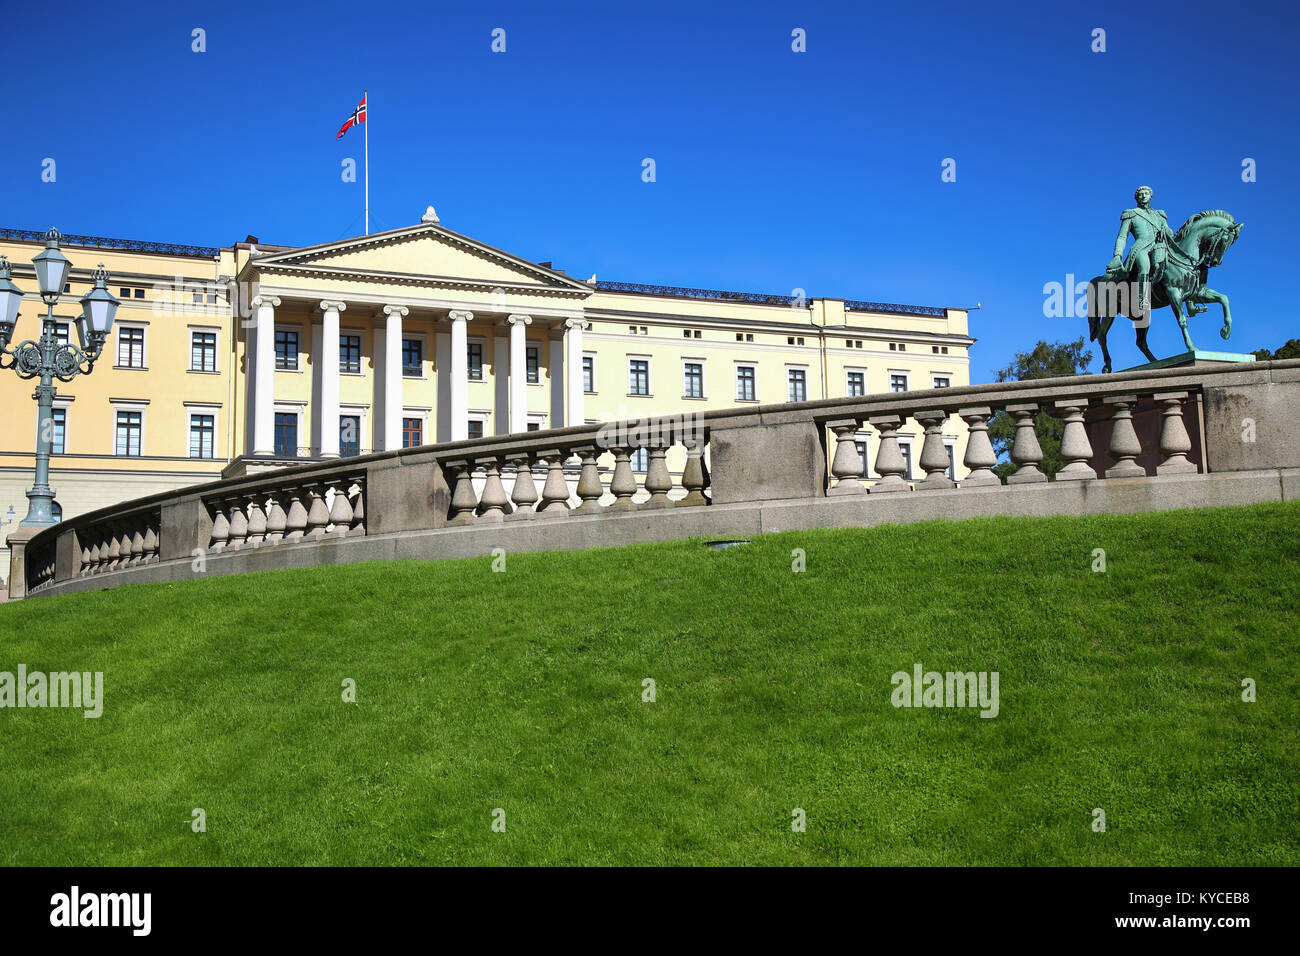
251;294;280;456
508;314;532;433
565;318;589;427
449;310;471;441
492;331;510;436
318;300;346;458
382;305;408;451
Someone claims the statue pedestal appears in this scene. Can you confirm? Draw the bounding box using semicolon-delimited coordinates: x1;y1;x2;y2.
1122;349;1256;371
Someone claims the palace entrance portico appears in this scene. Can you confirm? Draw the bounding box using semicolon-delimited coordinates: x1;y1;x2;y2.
233;221;594;473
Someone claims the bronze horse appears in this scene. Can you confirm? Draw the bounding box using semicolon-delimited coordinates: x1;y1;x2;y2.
1087;211;1243;372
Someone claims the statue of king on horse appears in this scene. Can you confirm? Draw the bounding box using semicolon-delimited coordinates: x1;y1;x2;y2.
1086;185;1244;372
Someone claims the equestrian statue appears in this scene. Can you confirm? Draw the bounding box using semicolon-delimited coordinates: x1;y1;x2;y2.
1086;185;1243;372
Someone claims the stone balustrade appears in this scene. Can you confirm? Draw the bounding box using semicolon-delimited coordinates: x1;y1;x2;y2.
820;388;1201;494
205;474;366;552
8;358;1299;601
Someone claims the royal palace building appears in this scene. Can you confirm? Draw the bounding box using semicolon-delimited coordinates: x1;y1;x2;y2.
0;209;975;585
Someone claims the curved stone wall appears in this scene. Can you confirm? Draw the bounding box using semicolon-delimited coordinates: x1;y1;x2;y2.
10;359;1300;600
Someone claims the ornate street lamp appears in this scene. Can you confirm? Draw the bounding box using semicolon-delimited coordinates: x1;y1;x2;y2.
0;229;119;527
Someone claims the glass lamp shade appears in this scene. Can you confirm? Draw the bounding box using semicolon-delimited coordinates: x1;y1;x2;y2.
78;264;120;344
32;228;72;301
0;256;24;338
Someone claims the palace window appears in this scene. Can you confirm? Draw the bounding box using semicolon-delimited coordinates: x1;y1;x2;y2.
340;335;361;374
890;373;909;393
683;362;704;399
402;338;423;377
117;327;145;368
340;415;361;457
945;443;956;480
467;420;484;440
846;371;865;397
51;408;66;454
899;441;914;480
631;447;647;473
736;365;756;402
189;414;215;459
582;356;595;394
629;359;650;396
275;329;299;370
855;439;869;477
274;412;298;457
115;411;142;457
190;331;217;372
932;375;951;389
526;345;540;384
53;322;69;345
467;342;484;381
402;417;423;449
788;368;807;403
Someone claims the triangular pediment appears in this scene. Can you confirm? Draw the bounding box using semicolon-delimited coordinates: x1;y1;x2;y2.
246;224;592;294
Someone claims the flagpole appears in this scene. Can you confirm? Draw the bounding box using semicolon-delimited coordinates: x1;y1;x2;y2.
363;89;369;236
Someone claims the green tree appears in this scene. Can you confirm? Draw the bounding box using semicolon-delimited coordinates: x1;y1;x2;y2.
988;339;1093;481
1253;337;1300;361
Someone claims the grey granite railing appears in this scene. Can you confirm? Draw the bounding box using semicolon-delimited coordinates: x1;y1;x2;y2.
10;358;1299;600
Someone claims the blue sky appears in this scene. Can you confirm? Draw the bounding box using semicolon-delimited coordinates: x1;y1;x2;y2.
3;0;1296;381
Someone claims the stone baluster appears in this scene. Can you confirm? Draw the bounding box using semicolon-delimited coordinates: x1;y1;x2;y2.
958;406;1000;487
265;494;288;545
1006;403;1047;484
867;415;909;493
304;484;331;540
1104;395;1145;478
476;456;511;520
348;480;366;535
209;503;230;552
1154;391;1197;475
506;454;539;518
827;418;866;495
226;498;249;551
118;528;135;567
445;461;479;525
130;526;146;565
643;443;674;508
284;489;309;541
607;445;637;511
678;436;709;507
535;450;571;517
81;543;93;576
328;478;355;534
101;527;119;569
572;445;604;514
914;410;956;490
245;495;268;547
143;523;159;564
1051;400;1096;481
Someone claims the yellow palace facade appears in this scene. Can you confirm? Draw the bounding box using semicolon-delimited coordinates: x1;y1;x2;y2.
0;209;974;585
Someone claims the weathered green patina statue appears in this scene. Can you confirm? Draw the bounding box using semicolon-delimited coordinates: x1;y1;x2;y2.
1087;186;1244;372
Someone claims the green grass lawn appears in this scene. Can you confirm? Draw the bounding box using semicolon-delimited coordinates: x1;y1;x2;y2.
2;500;1298;866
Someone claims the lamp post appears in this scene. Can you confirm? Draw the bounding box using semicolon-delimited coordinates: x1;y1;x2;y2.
0;228;119;528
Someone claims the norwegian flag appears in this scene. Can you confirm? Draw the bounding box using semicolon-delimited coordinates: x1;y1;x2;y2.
336;94;367;139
